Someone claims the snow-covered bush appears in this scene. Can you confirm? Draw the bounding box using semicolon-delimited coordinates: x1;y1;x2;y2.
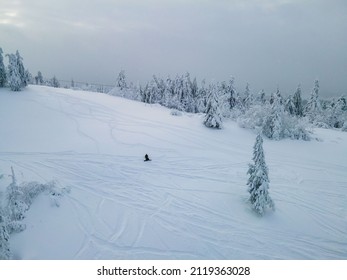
237;103;311;141
0;167;68;259
4;167;69;234
282;115;312;141
237;104;270;132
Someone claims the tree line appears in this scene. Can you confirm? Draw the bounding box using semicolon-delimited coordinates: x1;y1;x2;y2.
111;71;347;140
1;48;346;139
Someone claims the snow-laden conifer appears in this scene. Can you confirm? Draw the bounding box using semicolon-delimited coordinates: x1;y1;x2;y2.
247;134;275;216
292;85;304;117
203;85;223;129
16;50;26;87
6;53;22;91
116;70;127;90
243;83;254;109
219;77;237;111
257;89;266;105
305;80;321;122
262;89;284;140
285;95;295;115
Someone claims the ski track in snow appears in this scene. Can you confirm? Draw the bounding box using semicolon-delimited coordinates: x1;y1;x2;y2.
1;86;346;259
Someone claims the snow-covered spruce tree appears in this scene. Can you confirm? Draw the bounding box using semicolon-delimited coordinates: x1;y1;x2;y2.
292;85;304;117
262;89;284;140
0;209;11;260
139;83;151;104
181;73;199;113
0;47;6;87
148;75;166;105
257;89;266;105
226;77;237;110
305;79;321;123
116;70;127;90
190;77;199;113
218;77;237;117
15;50;26;87
6;53;22;91
247;134;275;216
162;76;182;110
285;95;295;115
196;79;208;113
243;83;254;110
203;84;223;129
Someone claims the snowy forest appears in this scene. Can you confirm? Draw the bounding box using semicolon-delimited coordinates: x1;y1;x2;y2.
1;47;346;142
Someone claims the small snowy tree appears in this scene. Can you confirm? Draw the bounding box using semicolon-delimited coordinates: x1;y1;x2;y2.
203;84;223;129
247;134;275;216
0;47;6;87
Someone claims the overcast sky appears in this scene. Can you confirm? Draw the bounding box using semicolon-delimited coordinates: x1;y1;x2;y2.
1;0;346;97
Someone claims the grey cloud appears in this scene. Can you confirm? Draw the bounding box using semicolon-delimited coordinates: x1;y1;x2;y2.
1;0;346;97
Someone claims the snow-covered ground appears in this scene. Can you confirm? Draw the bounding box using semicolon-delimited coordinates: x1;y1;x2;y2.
0;85;346;259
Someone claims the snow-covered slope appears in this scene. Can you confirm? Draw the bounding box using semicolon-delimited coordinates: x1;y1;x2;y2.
0;85;346;259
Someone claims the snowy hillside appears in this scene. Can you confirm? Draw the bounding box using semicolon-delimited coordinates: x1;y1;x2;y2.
0;85;346;259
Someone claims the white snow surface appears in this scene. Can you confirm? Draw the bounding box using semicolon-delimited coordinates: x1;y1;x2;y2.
0;85;346;260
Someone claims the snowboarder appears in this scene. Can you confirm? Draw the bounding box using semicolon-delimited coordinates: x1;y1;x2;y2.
144;154;151;162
